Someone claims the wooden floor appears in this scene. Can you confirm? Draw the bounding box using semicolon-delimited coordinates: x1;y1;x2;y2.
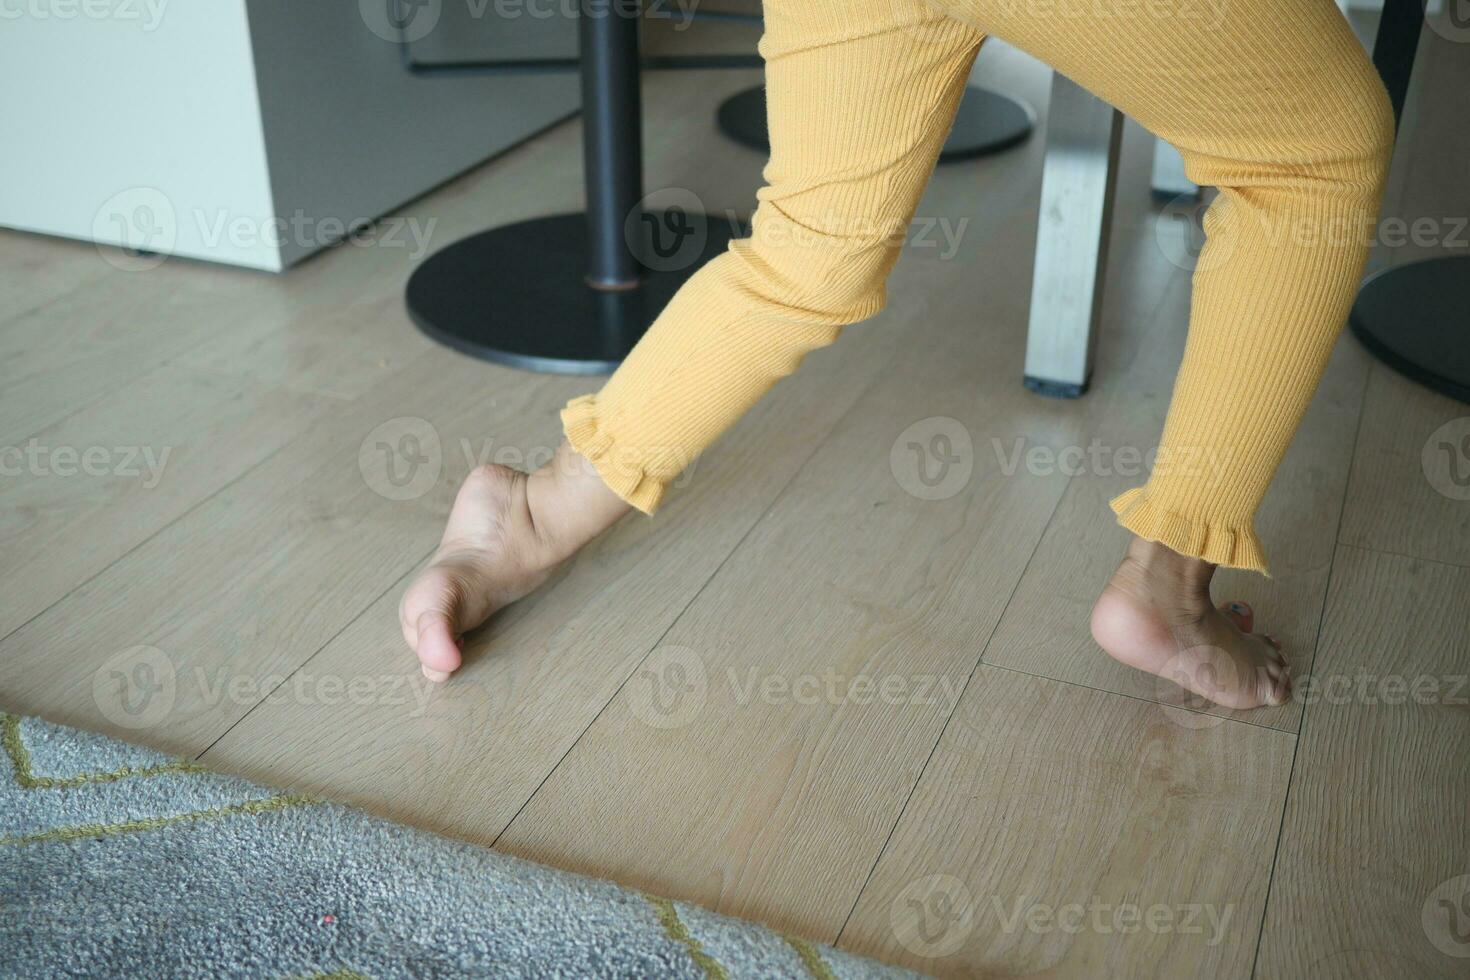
3;36;1468;980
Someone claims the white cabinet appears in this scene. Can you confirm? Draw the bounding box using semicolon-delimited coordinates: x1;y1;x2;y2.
0;1;579;270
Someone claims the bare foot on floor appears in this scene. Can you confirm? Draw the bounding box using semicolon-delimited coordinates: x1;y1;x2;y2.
1090;537;1290;710
399;444;630;682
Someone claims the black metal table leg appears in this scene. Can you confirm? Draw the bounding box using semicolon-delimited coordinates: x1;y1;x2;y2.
716;84;1035;164
1350;257;1470;403
1346;0;1469;404
405;1;741;374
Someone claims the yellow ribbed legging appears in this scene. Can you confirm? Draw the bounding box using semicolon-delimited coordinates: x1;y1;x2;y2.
561;0;1394;574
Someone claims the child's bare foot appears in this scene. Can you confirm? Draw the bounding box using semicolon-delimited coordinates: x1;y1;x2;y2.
1090;536;1290;710
399;443;630;682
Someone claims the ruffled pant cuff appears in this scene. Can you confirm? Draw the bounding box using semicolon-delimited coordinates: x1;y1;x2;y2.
1110;487;1269;575
561;395;668;515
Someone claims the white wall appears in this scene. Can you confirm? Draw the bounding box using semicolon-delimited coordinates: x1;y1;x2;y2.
0;0;581;271
242;0;581;269
0;1;280;268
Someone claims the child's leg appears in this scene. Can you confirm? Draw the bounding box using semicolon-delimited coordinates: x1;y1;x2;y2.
401;3;986;679
560;6;986;512
404;0;1392;710
947;0;1393;574
936;0;1392;705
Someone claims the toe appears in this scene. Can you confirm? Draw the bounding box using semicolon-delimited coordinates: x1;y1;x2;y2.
1220;601;1254;633
1258;663;1291;706
415;611;462;680
400;567;467;679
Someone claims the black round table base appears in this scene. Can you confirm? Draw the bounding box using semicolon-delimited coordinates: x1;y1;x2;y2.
406;211;742;374
1349;256;1470;404
716;85;1035;164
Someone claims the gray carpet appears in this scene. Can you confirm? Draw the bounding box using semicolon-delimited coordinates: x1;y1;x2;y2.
0;713;921;979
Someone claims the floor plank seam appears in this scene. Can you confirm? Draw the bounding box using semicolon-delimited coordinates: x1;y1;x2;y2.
170;358;373;404
6;376;118;449
1330;541;1470;572
192;546;438;763
0;430;306;651
1245;542;1343;980
830;470;1068;949
0;263;111;333
487;541;738;852
975;658;1300;736
9;270;310;447
1247;354;1369;978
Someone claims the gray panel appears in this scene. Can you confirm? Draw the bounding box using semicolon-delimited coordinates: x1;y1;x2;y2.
408;0;580;64
244;0;581;268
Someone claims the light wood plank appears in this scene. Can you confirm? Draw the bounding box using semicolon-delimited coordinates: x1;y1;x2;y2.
0;228;114;327
165;263;438;403
0;221;445;449
493;347;1075;939
0;361;327;641
0;257;268;446
0;346;576;752
837;666;1294;978
1256;546;1470;979
1339;362;1470;568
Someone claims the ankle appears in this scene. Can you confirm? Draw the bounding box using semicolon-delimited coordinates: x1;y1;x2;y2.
524;443;631;562
1119;536;1216;610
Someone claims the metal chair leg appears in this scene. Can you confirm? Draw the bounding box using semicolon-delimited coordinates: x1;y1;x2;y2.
1022;73;1124;398
1150;139;1198;200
